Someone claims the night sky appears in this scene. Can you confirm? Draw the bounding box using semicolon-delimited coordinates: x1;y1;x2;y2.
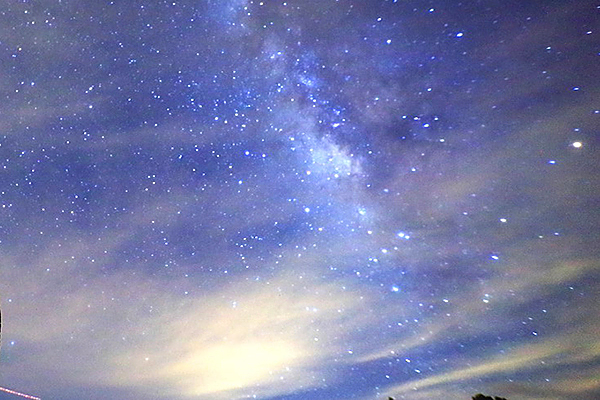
0;1;599;399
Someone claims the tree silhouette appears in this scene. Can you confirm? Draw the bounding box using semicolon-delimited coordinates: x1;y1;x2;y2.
387;394;506;400
472;394;507;400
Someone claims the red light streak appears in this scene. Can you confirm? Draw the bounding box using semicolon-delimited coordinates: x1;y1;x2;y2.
0;386;41;400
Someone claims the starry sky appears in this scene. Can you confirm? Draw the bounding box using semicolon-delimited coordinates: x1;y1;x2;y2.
0;1;599;399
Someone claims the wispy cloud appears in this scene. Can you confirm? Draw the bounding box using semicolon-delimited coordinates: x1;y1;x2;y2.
0;233;377;399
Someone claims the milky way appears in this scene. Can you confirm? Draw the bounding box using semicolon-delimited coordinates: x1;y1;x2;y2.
0;1;599;399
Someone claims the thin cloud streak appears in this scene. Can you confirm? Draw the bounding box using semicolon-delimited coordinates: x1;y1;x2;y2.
384;332;600;399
